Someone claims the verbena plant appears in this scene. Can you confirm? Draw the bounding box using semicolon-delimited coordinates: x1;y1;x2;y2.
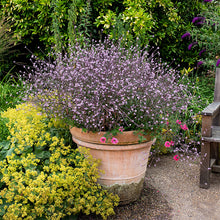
23;39;200;160
23;39;191;132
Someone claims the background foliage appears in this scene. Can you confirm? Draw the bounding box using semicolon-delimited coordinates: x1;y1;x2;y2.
0;0;209;77
188;0;220;71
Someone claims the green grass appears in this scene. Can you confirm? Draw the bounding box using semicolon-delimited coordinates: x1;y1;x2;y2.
191;74;215;113
0;70;25;112
0;70;26;142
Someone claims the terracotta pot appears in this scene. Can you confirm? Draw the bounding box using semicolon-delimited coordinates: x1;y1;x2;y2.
70;127;155;205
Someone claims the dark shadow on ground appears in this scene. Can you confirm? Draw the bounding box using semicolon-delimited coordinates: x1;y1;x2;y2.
78;182;173;220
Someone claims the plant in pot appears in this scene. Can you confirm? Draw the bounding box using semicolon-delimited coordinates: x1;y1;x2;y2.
23;39;194;204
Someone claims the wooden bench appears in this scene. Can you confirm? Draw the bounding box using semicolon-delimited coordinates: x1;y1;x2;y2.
200;68;220;188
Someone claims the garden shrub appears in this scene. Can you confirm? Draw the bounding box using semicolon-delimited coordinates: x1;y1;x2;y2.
95;0;204;67
0;103;119;220
1;0;205;68
181;0;220;72
0;0;96;53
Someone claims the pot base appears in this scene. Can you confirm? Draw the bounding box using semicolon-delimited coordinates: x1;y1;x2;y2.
102;178;144;205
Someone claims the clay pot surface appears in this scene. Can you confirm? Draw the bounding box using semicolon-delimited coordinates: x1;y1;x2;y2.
69;126;151;145
70;126;155;204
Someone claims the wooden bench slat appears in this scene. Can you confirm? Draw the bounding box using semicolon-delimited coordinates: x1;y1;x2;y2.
203;126;220;142
212;165;220;173
201;102;220;116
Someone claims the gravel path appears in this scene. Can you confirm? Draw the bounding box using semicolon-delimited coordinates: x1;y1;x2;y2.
146;155;220;220
78;155;220;220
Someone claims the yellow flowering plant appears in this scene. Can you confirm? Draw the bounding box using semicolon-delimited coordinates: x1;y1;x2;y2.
0;103;119;220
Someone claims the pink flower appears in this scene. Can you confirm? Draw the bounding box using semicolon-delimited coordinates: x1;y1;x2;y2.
166;121;169;126
164;141;171;148
170;140;175;146
119;127;124;132
100;137;106;143
180;124;188;131
111;137;119;144
173;155;180;161
176;120;181;124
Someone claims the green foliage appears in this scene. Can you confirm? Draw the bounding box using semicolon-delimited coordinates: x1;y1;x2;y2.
177;68;214;146
0;0;52;46
95;0;204;67
0;17;16;58
0;17;18;78
0;116;9;142
190;0;220;71
0;103;119;220
0;71;25;112
0;0;204;68
158;0;203;67
0;0;96;54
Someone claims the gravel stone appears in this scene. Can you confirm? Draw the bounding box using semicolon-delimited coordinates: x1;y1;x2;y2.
78;155;220;220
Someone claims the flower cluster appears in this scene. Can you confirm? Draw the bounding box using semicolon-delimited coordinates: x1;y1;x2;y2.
0;103;119;220
181;0;220;69
23;39;192;137
192;16;205;25
150;115;200;165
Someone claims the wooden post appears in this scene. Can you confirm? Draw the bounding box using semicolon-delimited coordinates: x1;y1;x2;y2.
201;115;212;137
214;68;220;165
200;141;211;188
214;68;220;102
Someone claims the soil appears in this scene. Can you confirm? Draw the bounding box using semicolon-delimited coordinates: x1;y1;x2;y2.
78;155;220;220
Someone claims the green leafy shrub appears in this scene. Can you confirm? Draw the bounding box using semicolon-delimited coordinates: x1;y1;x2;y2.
0;0;96;52
95;0;204;67
183;0;220;71
0;103;119;220
1;0;204;68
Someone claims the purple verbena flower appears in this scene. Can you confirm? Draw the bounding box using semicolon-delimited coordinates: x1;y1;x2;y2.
181;32;191;39
192;17;205;24
188;42;198;50
199;49;206;56
197;61;204;66
216;59;220;67
204;0;212;2
196;20;205;25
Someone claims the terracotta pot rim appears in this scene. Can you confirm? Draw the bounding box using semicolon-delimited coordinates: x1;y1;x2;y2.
69;126;153;145
72;136;156;151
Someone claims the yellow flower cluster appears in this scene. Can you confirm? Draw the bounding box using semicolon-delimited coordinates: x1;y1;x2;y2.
0;103;119;220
